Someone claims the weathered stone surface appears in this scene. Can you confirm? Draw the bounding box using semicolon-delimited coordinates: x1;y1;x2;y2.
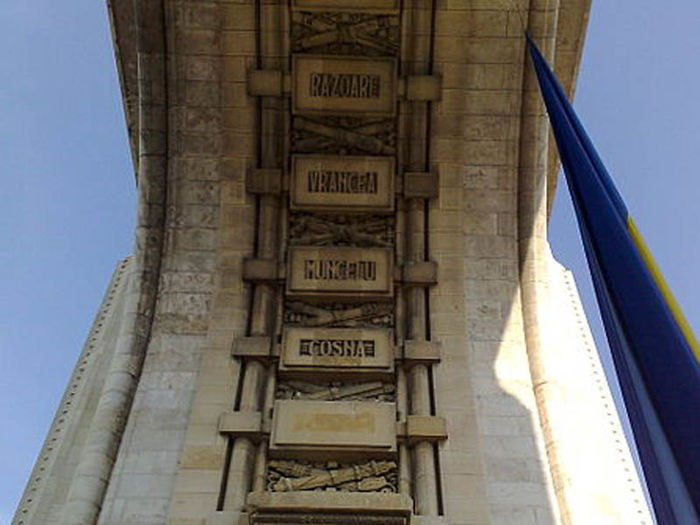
270;400;396;458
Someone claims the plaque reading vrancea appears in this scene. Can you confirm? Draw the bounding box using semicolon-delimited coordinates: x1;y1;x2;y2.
291;155;395;213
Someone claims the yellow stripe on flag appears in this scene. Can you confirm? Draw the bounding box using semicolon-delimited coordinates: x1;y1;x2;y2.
628;217;700;364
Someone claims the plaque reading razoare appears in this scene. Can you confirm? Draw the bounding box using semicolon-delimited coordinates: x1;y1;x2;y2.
291;155;394;213
287;246;393;300
280;327;393;376
292;55;397;116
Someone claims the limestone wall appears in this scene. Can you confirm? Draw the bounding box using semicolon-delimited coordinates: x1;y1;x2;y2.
100;3;260;522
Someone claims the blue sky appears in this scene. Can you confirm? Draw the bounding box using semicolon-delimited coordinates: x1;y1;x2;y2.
2;1;700;521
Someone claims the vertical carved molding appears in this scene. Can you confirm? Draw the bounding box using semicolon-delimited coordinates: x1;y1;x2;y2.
400;0;441;516
59;1;168;522
518;0;565;522
222;0;287;512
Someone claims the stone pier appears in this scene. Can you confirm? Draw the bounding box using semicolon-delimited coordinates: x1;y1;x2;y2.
14;2;652;524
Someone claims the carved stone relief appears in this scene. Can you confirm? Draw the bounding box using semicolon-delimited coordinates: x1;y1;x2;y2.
292;117;396;156
284;301;394;328
267;459;398;492
276;380;395;402
289;213;393;247
292;12;400;56
266;0;405;505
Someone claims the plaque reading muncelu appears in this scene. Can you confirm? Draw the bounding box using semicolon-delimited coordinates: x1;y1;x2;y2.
292;55;397;117
286;246;393;300
280;327;394;377
270;400;397;459
291;155;395;213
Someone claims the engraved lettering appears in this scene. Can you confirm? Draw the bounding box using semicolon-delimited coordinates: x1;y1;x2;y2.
298;338;377;357
306;170;378;194
321;73;330;97
371;76;380;98
359;75;369;97
303;259;377;281
304;260;315;279
309;72;381;99
310;73;322;99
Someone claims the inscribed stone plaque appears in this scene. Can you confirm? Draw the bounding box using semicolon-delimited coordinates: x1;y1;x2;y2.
292;55;397;117
291;155;395;213
291;0;400;13
280;327;393;376
270;400;396;458
252;512;406;525
287;246;393;300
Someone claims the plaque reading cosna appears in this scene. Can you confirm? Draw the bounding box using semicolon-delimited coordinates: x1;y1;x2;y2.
291;0;400;14
291;155;395;213
280;327;394;377
287;246;393;300
292;55;397;117
270;400;396;459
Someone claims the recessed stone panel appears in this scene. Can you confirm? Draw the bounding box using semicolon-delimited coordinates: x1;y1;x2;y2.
270;400;396;458
252;512;406;525
291;155;395;213
291;0;400;14
292;55;397;117
247;492;412;522
280;327;394;377
286;246;393;300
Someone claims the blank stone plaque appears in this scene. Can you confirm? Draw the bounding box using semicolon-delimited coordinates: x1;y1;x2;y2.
291;155;395;213
292;55;397;116
270;400;397;458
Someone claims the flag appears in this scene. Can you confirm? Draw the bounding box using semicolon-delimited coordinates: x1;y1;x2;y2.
527;36;700;524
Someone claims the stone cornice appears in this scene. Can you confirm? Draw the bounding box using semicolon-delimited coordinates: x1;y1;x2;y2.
548;0;593;216
107;0;139;180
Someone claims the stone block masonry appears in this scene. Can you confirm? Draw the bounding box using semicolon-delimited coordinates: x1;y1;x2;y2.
13;1;653;525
